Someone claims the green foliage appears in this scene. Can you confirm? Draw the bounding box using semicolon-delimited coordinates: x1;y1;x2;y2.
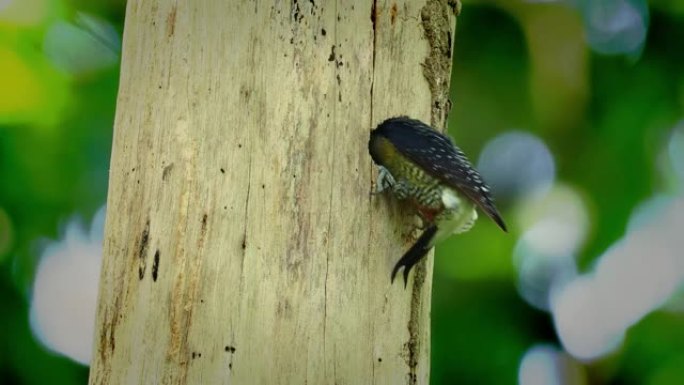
0;0;119;381
435;2;684;384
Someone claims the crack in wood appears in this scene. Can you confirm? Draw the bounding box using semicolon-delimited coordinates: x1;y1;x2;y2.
421;0;458;128
138;220;150;280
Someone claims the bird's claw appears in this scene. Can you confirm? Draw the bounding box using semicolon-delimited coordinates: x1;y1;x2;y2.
390;262;411;288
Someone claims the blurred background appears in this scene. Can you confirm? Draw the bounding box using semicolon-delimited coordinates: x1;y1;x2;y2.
0;0;682;384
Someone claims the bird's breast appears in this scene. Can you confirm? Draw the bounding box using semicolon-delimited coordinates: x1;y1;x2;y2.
436;187;478;237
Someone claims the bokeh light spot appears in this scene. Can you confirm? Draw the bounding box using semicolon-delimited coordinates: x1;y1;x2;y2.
551;275;625;360
0;0;12;13
0;0;52;26
551;197;684;360
668;120;684;185
30;207;105;365
518;344;586;385
514;229;576;311
43;13;120;76
516;185;590;256
477;131;556;202
513;185;589;310
519;345;562;385
578;0;648;56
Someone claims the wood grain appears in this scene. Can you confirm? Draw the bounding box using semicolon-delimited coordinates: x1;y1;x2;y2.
89;1;457;384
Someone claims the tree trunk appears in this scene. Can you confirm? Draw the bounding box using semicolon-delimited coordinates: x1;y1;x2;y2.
89;1;458;384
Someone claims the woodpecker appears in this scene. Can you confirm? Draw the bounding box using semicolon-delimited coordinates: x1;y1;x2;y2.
369;116;507;286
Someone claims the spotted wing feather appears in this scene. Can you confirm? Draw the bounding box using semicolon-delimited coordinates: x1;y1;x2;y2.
373;116;507;232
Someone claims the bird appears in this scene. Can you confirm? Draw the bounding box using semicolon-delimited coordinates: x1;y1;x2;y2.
368;116;507;286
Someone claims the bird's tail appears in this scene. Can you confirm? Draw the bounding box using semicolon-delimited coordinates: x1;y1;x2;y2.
391;224;438;287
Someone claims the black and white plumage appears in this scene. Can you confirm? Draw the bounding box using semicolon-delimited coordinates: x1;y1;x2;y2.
369;116;507;286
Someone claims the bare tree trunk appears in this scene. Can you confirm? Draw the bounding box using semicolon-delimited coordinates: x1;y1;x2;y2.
89;1;458;384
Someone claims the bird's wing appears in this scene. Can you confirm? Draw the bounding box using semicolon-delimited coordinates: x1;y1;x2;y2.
376;117;507;232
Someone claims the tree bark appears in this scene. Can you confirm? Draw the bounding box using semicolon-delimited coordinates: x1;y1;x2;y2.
89;1;458;384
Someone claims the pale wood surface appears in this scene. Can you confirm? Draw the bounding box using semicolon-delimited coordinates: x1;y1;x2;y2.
89;1;457;384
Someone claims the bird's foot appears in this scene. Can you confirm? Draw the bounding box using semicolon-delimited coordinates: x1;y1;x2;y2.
371;166;395;195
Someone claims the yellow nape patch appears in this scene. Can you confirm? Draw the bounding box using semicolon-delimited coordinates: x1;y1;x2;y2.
370;136;400;167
